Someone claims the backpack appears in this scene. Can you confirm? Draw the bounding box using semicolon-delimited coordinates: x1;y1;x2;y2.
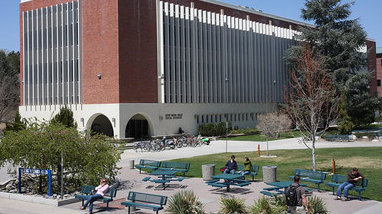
285;184;299;206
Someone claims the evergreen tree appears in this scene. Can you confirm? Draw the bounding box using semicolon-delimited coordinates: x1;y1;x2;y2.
5;110;26;132
337;87;353;134
300;0;367;86
286;0;378;127
345;74;381;126
51;105;77;128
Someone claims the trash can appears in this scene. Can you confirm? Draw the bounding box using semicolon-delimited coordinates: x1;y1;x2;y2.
128;160;135;169
262;166;277;183
202;164;215;181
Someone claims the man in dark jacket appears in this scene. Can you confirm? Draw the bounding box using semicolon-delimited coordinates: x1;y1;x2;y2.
223;155;237;174
335;167;364;201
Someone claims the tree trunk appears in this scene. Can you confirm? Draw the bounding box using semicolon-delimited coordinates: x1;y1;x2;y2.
311;134;316;171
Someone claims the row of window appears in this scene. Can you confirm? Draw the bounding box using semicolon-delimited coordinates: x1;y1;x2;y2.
195;112;260;124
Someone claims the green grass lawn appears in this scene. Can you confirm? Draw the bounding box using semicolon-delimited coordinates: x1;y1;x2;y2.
170;147;382;201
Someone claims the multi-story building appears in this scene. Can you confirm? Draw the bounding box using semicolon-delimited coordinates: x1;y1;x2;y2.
375;47;382;97
19;0;376;139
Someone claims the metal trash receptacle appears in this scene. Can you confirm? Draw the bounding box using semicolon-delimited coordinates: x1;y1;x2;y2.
262;166;277;183
202;164;215;181
128;160;135;169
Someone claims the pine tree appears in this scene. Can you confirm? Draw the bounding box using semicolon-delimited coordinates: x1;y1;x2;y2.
300;0;367;85
5;110;25;132
51;105;77;128
337;87;353;134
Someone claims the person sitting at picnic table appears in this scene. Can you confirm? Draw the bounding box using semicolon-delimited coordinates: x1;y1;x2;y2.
240;157;252;176
335;167;364;201
224;155;237;174
80;178;109;214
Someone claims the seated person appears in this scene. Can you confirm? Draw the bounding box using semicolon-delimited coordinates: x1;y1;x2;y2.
240;157;252;176
80;178;109;214
335;167;364;201
224;155;237;174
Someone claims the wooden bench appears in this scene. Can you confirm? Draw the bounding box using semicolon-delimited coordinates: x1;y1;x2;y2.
135;159;161;173
325;174;368;200
234;165;259;181
289;169;326;191
75;186;117;210
157;161;190;176
121;191;167;214
326;134;353;141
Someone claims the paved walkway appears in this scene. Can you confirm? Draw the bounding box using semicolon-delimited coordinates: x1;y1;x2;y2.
1;138;382;214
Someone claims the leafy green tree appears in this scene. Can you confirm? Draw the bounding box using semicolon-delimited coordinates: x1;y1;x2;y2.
0;121;121;193
51;105;77;128
337;87;354;134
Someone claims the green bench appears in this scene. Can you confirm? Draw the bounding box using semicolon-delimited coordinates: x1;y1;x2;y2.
157;161;190;176
326;134;353;141
75;186;117;210
289;169;326;191
135;159;161;173
121;191;167;214
234;165;259;181
325;174;368;200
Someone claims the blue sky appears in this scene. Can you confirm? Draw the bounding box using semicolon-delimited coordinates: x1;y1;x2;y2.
0;0;380;52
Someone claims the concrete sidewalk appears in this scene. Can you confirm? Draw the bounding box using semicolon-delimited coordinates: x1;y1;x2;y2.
1;167;381;214
1;138;381;214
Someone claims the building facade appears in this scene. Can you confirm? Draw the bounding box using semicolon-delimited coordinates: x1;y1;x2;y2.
375;47;382;97
19;0;376;139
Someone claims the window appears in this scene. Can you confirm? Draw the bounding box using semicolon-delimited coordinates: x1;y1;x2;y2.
378;80;381;87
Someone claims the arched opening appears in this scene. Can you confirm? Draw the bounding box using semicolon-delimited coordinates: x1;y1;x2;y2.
125;114;149;139
90;114;114;137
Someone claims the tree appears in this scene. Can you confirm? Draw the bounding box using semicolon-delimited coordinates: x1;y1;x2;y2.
0;50;20;124
5;110;26;132
285;44;338;171
0;121;121;194
299;0;367;86
0;75;19;123
256;112;291;156
51;105;77;128
345;74;382;126
337;87;354;134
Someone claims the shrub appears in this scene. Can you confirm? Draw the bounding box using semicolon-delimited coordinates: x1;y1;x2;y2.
307;196;329;214
219;196;247;214
198;122;228;136
249;196;272;214
166;190;204;214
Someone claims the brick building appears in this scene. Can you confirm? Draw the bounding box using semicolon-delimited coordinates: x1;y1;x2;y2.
19;0;377;139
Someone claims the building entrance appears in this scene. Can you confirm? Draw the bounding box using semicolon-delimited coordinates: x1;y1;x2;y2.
125;114;149;139
90;115;114;137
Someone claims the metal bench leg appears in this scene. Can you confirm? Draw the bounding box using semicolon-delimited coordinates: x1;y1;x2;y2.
317;184;321;192
128;206;131;214
358;192;362;200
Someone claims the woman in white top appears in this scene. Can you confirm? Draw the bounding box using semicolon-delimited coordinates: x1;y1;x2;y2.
80;178;109;214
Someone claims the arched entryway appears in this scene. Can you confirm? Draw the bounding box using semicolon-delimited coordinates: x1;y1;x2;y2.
90;114;114;137
125;114;150;139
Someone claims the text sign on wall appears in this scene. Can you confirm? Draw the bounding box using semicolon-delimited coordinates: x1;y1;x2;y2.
165;114;183;120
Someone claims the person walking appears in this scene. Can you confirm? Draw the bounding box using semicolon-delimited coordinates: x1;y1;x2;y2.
286;175;308;214
80;178;109;214
335;167;364;201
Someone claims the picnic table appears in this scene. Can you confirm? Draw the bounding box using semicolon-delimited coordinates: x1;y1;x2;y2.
147;170;183;189
261;181;308;196
207;174;250;192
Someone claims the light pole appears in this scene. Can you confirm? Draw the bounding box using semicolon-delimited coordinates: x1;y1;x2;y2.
225;76;229;153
